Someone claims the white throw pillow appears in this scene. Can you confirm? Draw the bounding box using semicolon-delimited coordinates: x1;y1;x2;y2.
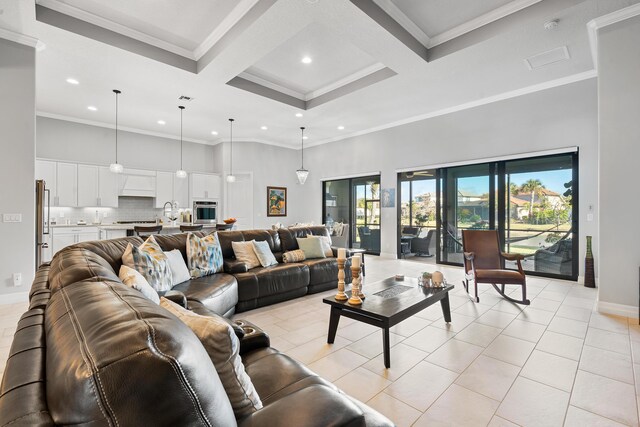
232;240;261;269
296;237;326;259
160;298;263;418
333;222;344;236
307;235;333;257
251;240;278;267
118;265;160;304
165;249;191;285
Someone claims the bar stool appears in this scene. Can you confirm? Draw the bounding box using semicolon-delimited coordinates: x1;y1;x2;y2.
180;224;203;232
133;225;163;237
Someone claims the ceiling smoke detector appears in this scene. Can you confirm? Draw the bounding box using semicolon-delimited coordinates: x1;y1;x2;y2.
178;95;194;101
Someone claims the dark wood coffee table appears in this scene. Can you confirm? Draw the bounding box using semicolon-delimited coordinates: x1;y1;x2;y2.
323;277;453;368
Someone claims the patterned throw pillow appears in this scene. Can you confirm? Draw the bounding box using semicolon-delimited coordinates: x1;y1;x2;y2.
122;235;174;292
186;232;224;278
160;298;263;418
283;249;306;263
118;265;160;304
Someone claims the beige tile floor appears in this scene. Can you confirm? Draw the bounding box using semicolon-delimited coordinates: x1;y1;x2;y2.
0;256;638;426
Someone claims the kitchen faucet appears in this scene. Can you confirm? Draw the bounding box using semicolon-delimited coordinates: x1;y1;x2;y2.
163;201;178;222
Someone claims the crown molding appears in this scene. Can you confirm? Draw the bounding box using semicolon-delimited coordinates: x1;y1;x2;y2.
36;0;195;58
193;0;259;60
428;0;542;48
37;111;212;145
306;63;387;100
371;0;430;46
587;2;640;70
0;27;40;48
240;71;306;100
307;70;597;148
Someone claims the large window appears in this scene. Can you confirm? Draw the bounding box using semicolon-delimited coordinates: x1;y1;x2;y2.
398;152;578;280
323;175;381;254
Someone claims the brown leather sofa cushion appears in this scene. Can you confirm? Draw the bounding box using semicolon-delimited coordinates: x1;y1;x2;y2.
299;258;340;287
234;263;309;303
277;226;330;252
172;273;239;316
44;279;236;426
218;230;246;258
73;236;143;274
48;247;122;293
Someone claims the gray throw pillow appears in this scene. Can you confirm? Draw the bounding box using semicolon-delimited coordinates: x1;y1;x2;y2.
252;240;278;267
160;298;263;418
297;236;326;259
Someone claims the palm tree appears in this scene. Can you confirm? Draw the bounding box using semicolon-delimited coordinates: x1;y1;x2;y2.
519;179;545;221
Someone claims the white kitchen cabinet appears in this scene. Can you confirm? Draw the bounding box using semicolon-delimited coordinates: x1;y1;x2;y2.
98;166;119;207
36;160;57;197
77;164;99;207
51;227;100;257
156;171;190;209
56;162;78;207
99;229;127;240
155;171;174;208
77;165;119;207
190;173;220;200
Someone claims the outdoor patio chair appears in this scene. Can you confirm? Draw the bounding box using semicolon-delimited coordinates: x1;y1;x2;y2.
462;229;530;305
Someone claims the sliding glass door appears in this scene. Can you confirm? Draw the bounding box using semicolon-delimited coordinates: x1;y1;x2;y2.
323;175;381;254
397;152;578;280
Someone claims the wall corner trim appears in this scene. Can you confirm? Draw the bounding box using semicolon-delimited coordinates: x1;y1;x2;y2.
597;299;638;319
0;27;40;48
587;3;640;70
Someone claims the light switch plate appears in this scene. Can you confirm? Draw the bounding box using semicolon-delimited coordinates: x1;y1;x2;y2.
587;214;593;221
3;213;22;223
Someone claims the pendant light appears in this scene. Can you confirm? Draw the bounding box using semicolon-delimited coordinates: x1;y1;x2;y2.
176;106;187;178
296;126;309;185
109;89;124;173
226;118;236;183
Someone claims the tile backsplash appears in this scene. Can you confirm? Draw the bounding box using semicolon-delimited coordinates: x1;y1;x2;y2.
49;197;180;224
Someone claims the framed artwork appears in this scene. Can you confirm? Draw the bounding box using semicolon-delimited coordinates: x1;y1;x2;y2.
267;186;287;217
381;188;395;208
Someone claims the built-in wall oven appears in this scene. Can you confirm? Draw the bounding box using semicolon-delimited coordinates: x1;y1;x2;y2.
193;201;218;224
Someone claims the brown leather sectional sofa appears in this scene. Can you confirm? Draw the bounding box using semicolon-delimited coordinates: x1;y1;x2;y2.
0;227;389;426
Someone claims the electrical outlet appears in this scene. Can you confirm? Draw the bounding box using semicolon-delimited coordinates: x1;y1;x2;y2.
59;212;65;218
587;214;594;221
13;273;22;287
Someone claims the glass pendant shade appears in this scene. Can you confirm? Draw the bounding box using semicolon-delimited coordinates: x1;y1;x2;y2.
176;106;187;178
111;89;123;173
296;126;308;185
227;118;235;184
296;168;309;185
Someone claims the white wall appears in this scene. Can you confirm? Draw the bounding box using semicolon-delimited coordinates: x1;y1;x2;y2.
0;39;36;297
220;141;307;229
37;117;218;173
597;14;640;313
301;79;598;271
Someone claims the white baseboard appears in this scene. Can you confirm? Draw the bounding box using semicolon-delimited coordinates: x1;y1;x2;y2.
0;291;29;305
379;252;398;260
597;299;638;318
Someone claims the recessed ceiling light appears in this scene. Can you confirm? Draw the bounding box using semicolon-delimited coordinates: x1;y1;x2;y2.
301;56;312;64
66;78;79;85
295;113;303;118
337;125;345;130
157;120;166;125
261;126;268;130
87;106;97;111
211;131;218;136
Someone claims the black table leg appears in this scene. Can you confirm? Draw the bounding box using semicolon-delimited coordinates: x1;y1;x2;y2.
327;307;341;344
440;293;452;323
383;328;390;368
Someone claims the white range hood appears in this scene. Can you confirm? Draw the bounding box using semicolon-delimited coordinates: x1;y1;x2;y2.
118;168;156;197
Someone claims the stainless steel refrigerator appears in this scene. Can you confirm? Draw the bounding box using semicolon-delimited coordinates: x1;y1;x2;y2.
35;179;50;269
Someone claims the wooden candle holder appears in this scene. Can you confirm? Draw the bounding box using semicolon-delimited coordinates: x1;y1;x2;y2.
348;265;362;305
335;258;348;301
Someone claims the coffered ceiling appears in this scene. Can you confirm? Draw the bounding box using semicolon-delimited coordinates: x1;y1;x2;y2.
4;0;638;148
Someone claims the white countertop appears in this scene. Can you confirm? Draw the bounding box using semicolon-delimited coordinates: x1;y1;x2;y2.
50;222;218;230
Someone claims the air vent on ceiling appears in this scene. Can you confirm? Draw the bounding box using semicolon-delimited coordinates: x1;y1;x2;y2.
524;46;570;70
178;95;194;101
